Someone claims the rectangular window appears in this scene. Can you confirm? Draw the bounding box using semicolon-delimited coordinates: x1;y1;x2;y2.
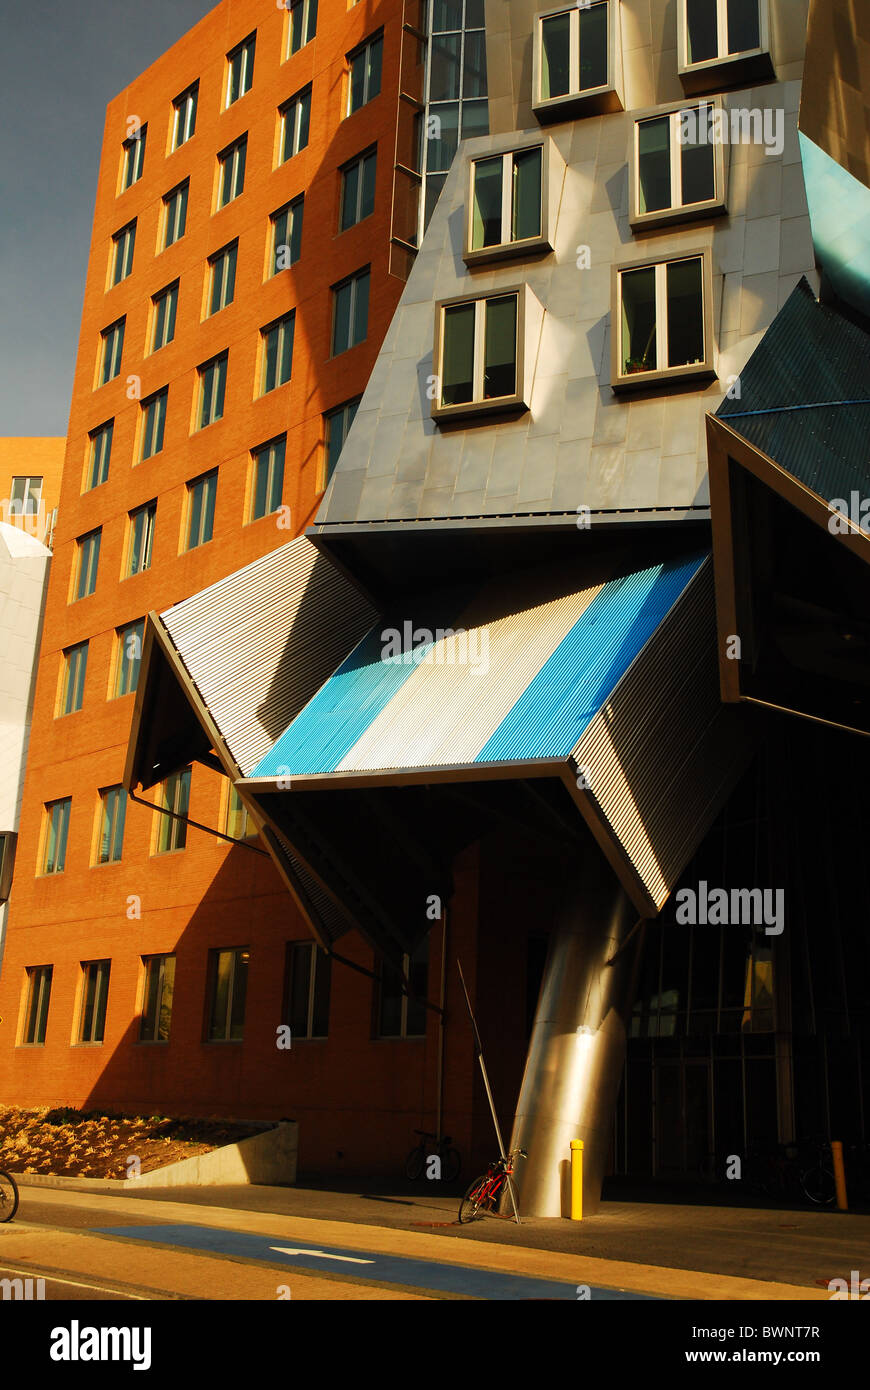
615;253;711;385
140;387;168;461
535;1;617;116
110;221;136;285
633;106;721;227
208;947;249;1041
340;149;377;231
218;135;247;207
185;470;218;550
154;766;191;855
85;421;113;491
151;282;178;352
686;0;760;63
22;966;53;1046
250;437;286;520
9;475;42;516
227;33;256;106
470;146;542;252
288;0;317;54
439;293;517;407
280;89;311;163
96;786;127;864
223;784;253;839
78;961;110;1044
171;82;198;150
113;618;145;697
98;319;125;386
269;196;304;275
59;641;88;716
196;353;228;429
323;398;360;486
347;32;383;114
72;528;101;601
287;942;331;1039
208;241;238;316
126;501;156;577
377;938;428;1038
41;799;71;875
121;125;147;190
260;313;295;393
331;267;369;354
140;955;176;1042
163;180;189;248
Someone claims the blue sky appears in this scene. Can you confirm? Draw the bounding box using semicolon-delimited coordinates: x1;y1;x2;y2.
0;1;217;436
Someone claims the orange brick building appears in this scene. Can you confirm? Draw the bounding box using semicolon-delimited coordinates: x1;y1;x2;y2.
0;438;65;548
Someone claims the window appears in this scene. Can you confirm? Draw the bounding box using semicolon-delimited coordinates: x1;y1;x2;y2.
85;422;113;491
41;799;71;875
331;267;369;354
140;387;168;461
347;32;383;114
613;252;714;389
323;399;360;486
222;783;255;839
533;1;620;119
269;196;304;275
250;437;286;520
98;319;125;385
207;947;249;1041
218;135;247;208
288;0;317;54
185;470;218;550
78;961;110;1044
9;475;42;517
421;0;489;238
196;353;228;429
154;767;191;854
340;149;377;231
151;282;178;352
163;180;189;248
208;241;238;316
72;528;101;600
113;618;145;697
433;287;541;419
631;104;725;228
139;955;176;1042
171;82;198;150
59;642;88;716
260;313;295;393
96;786;126;864
679;0;772;89
22;966;53;1046
279;89;311;163
121;125;146;190
466;145;549;261
377;937;428;1038
227;33;256;106
287;942;331;1039
126;501;156;577
110;221;136;285
0;832;14;902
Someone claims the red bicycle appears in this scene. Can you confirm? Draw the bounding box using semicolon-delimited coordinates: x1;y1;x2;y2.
457;1147;526;1223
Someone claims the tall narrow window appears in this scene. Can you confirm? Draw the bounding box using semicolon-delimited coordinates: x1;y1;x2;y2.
269;196;304;275
72;528;101;601
287;942;331;1039
377;937;429;1038
323;398;360;486
279;89;311;163
615;254;711;385
110;221;136;285
218;136;247;207
140;955;176;1042
260;313;295;393
96;786;127;864
126;501;156;577
78;961;110;1044
154;767;191;854
331;268;370;354
250;437;286;520
171;82;198;149
340;149;377;231
196;353;228;429
438;293;518;407
9;475;42;517
41;799;71;875
85;421;113;491
185;470;218;550
113;618;145;697
633;106;720;226
469;146;543;252
226;33;256;105
347;32;383;115
208;241;238;315
22;966;53;1046
208;948;249;1041
98;319;125;386
59;642;88;716
140;387;168;461
163;180;189;248
223;784;254;839
121;125;147;190
288;0;317;54
151;282;178;352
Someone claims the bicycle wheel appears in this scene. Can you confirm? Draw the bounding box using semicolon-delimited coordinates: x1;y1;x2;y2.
801;1164;836;1205
0;1172;19;1223
440;1147;461;1184
458;1175;492;1223
404;1144;426;1181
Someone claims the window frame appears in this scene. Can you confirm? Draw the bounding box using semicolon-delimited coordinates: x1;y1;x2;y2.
531;0;623;123
248;435;287;521
171;81;199;151
195;352;228;430
331;266;370;356
431;283;542;422
85;420;113;492
346;31;384;116
206;947;250;1042
464;139;560;266
285;941;331;1040
120;125;147;191
286;0;318;56
677;0;773;93
40;798;71;876
268;195;304;276
76;960;111;1045
138;954;176;1043
9;475;43;517
610;248;716;392
226;32;256;107
339;147;378;232
278;88;311;164
109;220;136;286
217;135;248;208
259;312;296;394
184;469;218;550
322;397;361;489
207;240;239;317
98;318;125;387
125;501;157;578
112;618;145;699
152;766;191;855
58;641;88;717
162;179;189;249
376;941;429;1040
71;528;102;601
139;387;168;462
629;98;728;230
94;785;127;865
20;965;53;1047
150;281;179;353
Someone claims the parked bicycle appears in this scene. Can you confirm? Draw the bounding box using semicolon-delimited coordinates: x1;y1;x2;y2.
458;1147;526;1223
404;1130;461;1183
0;1170;19;1222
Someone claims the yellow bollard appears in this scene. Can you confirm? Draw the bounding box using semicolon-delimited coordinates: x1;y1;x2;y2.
571;1139;584;1221
831;1141;848;1211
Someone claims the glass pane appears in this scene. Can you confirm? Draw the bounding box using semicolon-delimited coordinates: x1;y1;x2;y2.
202;475;217;541
727;0;759;53
268;441;285;510
188;485;203;547
483;294;517;398
211;952;232;1039
638;116;671;213
290;944;312;1035
472;157;502;248
93;964;109;1041
512;146;542;241
290;200;303;260
620;266;657;374
465;0;485;26
253;454;269;519
462;30;487;98
350;51;366;112
341;161;360;231
159;958;175;1041
379;960;403;1036
333;282;351;353
352;272;369;345
264;329;278;391
687;0;718;62
579;2;608;90
166;286;177;341
83;967;97;1038
312;951;331;1036
360;152;376;219
367;36;382;99
299;91;311;149
214;359;226;418
681;121;716;205
441;302;475;405
666;257;704;366
460;99;488;139
230;951;248;1038
430;34;461;100
406;938;429;1036
426;104;458;172
281;318;294;381
431;0;462;30
541;13;571;100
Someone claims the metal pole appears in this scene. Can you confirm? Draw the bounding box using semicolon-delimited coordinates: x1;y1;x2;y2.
457;958;521;1224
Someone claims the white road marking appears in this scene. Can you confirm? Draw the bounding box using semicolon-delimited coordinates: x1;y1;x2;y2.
269;1246;375;1265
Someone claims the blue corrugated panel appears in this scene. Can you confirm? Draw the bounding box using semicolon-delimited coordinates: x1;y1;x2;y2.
476;553;708;764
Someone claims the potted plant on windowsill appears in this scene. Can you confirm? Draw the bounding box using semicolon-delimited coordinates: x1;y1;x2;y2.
623;357;652;374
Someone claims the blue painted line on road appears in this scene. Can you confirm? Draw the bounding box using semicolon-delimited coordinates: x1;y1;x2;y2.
95;1223;658;1301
